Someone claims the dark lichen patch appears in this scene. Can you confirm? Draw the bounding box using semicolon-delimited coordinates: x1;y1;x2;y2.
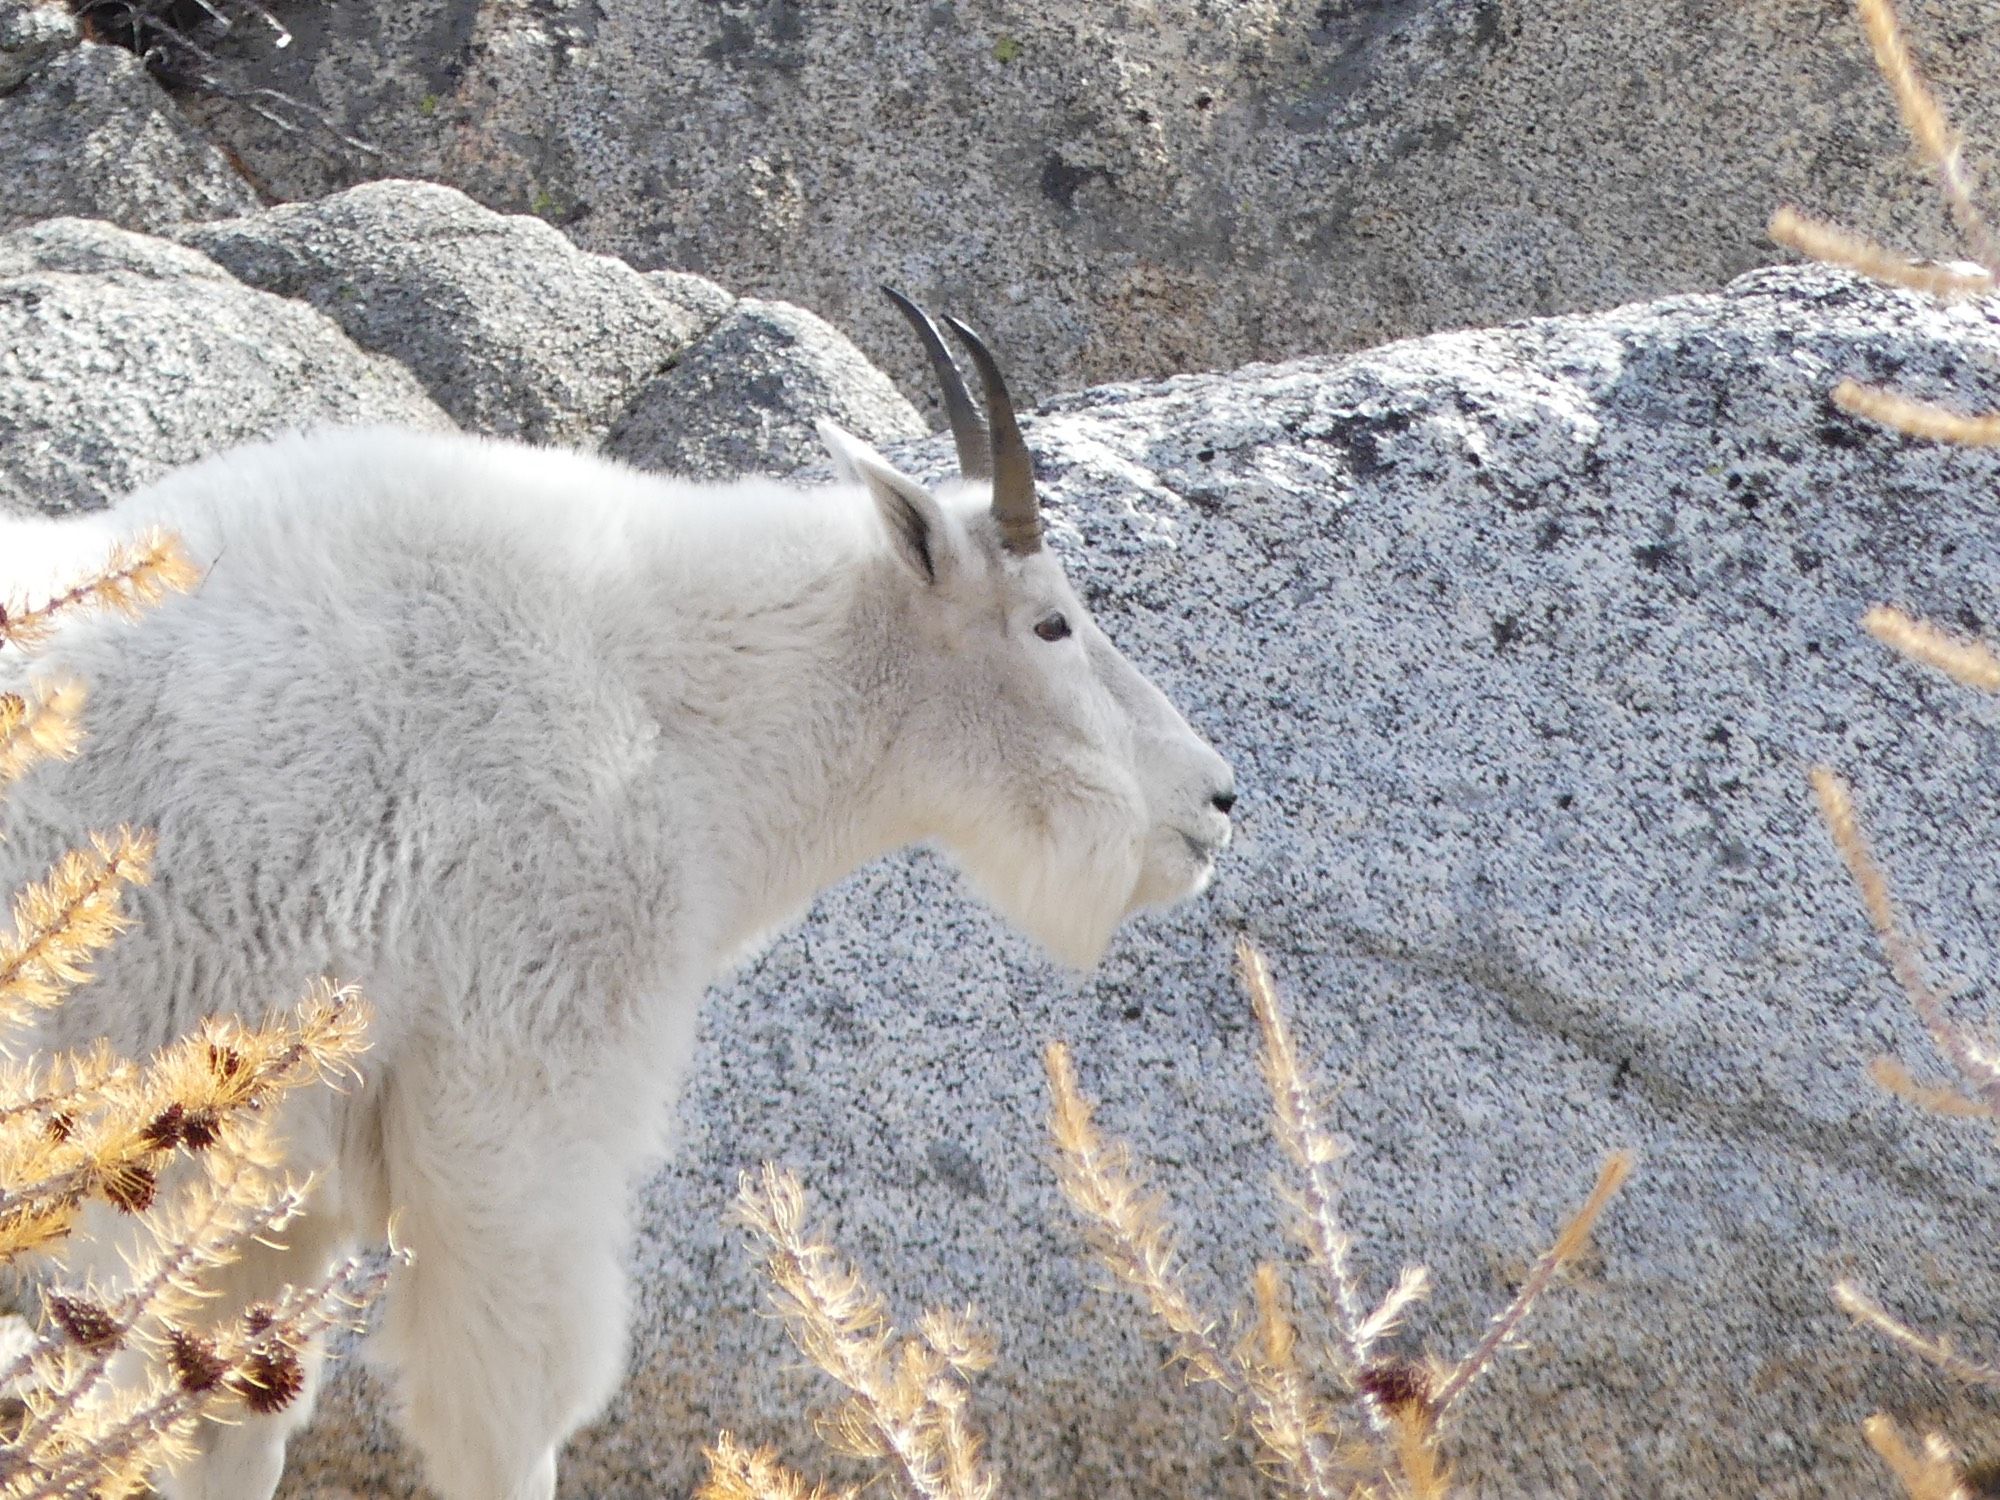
1040;153;1110;212
923;1139;988;1199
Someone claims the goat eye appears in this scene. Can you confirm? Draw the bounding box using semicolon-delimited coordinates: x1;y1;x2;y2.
1033;613;1072;642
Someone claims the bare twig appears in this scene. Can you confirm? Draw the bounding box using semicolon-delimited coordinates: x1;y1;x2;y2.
1836;1281;2000;1389
1431;1150;1632;1413
1863;1414;1972;1500
1854;0;2000;273
1834;381;2000;447
1810;767;2000;1108
1864;606;2000;691
1770;207;1993;299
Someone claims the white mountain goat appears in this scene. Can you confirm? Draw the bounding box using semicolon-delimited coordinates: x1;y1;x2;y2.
0;292;1234;1499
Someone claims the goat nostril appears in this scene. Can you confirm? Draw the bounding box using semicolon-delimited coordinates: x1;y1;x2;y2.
1211;790;1236;816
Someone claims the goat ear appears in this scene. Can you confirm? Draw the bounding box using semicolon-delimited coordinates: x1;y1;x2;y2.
817;418;955;586
817;416;869;484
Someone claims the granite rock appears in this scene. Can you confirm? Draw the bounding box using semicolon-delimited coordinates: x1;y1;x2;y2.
0;35;258;233
164;0;2000;407
606;295;925;479
0;218;449;514
0;0;76;92
256;266;2000;1496
177;181;730;449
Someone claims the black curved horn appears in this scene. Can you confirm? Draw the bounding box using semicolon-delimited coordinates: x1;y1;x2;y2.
881;286;990;481
940;315;1041;555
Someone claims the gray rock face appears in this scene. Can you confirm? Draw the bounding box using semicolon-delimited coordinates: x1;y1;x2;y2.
606;296;925;479
645;269;735;330
254;267;2000;1497
0;39;258;233
0;181;925;517
0;219;449;514
0;0;76;92
170;0;1992;406
178;181;732;448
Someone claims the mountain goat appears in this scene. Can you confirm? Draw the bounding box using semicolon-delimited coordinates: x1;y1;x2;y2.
0;292;1234;1499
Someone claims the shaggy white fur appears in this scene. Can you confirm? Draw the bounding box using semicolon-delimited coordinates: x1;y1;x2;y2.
0;419;1233;1500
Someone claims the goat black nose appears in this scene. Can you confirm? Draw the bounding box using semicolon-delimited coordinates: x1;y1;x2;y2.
1211;790;1236;816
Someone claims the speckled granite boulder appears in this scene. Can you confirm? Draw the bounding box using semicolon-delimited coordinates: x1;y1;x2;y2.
175;181;922;469
243;266;2000;1497
0;32;258;234
177;181;731;449
606;296;925;479
0;0;75;92
0;219;448;514
166;0;1995;407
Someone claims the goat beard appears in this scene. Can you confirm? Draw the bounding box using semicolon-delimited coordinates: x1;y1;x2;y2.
955;820;1146;971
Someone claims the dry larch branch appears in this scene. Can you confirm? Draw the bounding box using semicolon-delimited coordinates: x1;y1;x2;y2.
697;1432;858;1500
1430;1148;1632;1413
0;531;199;657
0;832;153;1027
0;681;86;791
1835;1281;2000;1390
0;520;395;1496
1853;0;2000;272
1044;1040;1246;1398
1809;767;2000;1110
1241;939;1377;1387
1865;1413;1975;1500
1833;382;2000;448
1051;946;1632;1498
1768;207;1993;299
1867;1056;1994;1120
1864;606;2000;691
730;1164;997;1500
